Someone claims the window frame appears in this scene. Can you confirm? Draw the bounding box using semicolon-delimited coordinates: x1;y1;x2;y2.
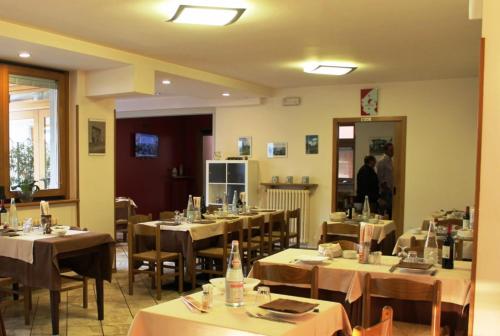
0;63;69;200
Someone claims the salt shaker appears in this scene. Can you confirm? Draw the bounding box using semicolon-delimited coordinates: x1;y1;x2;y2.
201;284;213;309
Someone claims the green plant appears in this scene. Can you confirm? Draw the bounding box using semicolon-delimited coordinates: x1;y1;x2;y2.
9;140;39;199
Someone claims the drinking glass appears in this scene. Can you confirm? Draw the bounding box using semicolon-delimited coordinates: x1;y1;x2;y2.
255;286;272;305
407;251;418;263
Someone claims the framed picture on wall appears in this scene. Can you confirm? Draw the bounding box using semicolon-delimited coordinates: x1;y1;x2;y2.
361;88;379;116
305;135;319;154
267;142;287;158
88;119;106;155
369;136;392;157
238;136;252;157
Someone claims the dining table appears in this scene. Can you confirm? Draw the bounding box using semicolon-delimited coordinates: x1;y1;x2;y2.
138;209;284;289
0;228;114;336
250;248;471;335
393;228;474;260
127;290;352;336
325;219;396;255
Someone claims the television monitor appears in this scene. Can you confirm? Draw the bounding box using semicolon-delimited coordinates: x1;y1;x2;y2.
135;133;159;158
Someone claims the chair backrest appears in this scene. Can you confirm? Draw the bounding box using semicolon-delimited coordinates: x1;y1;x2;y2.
0;308;5;336
223;219;244;262
207;204;220;214
247;215;264;250
362;273;441;335
409;236;426;257
269;211;286;239
128;222;162;260
115;199;131;222
436;218;462;229
353;306;393;336
287;208;301;244
129;214;152;224
159;211;175;220
331;240;359;251
322;222;359;243
252;262;319;299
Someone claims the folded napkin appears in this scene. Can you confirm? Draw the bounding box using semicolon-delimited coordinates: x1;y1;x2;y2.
259;299;318;314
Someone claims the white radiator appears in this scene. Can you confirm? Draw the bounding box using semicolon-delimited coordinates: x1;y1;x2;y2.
266;189;310;244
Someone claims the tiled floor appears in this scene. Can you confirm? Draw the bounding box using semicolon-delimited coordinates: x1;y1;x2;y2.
1;243;191;336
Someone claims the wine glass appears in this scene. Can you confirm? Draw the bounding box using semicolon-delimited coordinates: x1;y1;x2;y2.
255;286;272;305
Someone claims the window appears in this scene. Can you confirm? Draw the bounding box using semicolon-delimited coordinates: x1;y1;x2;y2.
1;64;68;200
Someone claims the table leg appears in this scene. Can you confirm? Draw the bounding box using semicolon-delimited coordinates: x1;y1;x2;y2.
96;272;104;320
190;252;196;290
24;286;31;325
50;290;60;335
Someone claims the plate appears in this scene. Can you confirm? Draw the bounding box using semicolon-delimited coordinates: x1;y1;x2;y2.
209;277;260;292
296;255;329;264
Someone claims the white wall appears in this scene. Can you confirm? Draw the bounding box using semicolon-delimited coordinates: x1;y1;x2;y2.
473;0;500;333
215;78;478;244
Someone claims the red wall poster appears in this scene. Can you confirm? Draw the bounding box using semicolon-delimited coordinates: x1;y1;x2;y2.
360;88;379;116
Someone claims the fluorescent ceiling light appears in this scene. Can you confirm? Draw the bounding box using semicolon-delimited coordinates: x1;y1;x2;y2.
303;63;357;76
162;79;171;85
222;92;231;97
18;51;31;58
168;5;246;26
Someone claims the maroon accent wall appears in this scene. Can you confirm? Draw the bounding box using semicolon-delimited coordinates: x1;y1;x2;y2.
115;115;212;218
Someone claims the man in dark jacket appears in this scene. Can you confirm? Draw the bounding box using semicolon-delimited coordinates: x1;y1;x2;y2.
356;155;379;212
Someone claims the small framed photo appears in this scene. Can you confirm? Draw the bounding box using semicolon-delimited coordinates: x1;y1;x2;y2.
88;119;106;155
305;135;319;154
238;136;252;157
267;142;287;158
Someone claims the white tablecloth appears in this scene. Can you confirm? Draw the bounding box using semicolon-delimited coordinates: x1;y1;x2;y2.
327;220;395;243
393;230;474;260
142;211;284;242
127;291;352;336
0;230;87;264
250;248;471;307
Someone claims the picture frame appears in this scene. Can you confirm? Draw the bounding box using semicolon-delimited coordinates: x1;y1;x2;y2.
369;136;393;156
305;134;319;154
267;142;287;158
88;119;106;155
238;136;252;157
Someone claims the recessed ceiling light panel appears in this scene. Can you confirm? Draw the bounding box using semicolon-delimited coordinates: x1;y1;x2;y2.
303;63;357;76
162;79;171;85
18;51;31;58
168;5;246;26
222;92;231;97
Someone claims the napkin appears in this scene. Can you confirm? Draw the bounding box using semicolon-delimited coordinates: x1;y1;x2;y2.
259;299;318;314
40;201;50;215
360;222;374;244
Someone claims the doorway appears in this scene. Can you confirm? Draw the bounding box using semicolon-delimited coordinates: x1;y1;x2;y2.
331;117;407;237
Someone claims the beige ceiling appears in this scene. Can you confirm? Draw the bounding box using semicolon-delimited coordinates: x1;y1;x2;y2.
0;0;481;88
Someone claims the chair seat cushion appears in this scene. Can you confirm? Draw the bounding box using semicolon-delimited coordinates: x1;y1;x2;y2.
197;247;228;258
133;250;178;261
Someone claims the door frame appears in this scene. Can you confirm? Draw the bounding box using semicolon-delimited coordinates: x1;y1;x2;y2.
331;116;407;237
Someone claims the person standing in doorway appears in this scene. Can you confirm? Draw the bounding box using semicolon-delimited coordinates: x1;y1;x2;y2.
376;143;394;219
356;155;379;213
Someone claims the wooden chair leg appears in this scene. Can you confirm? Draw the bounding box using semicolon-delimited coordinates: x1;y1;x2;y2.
178;255;184;293
128;268;134;295
23;286;31;325
156;262;162;301
82;277;88;309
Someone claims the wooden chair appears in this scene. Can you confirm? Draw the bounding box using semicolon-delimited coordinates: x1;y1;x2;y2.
129;213;153;225
0;306;5;336
207;204;220;214
409;236;463;261
331;239;360;252
0;277;31;325
285;208;301;248
265;212;285;254
252;262;319;299
128;222;183;300
115;198;132;241
244;216;264;274
195;219;243;277
353;306;393;336
159;211;175;220
321;222;359;243
362;273;441;336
